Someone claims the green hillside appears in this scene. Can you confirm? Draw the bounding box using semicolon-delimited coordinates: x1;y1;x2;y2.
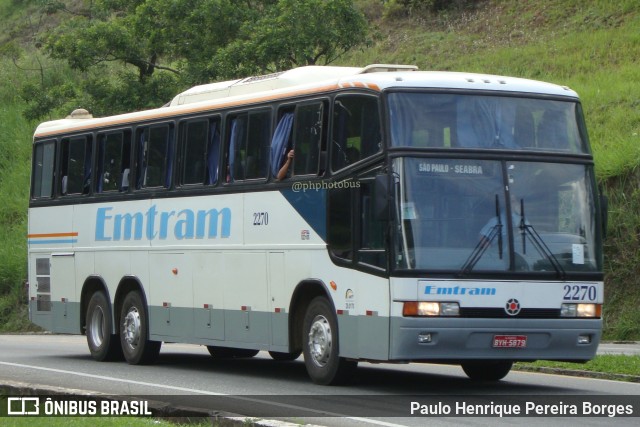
0;0;638;338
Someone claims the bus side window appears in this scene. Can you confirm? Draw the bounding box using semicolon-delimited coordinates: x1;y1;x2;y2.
358;178;387;269
97;131;131;193
270;109;294;180
32;141;55;199
60;135;91;195
328;186;353;261
180;118;221;186
136;124;173;189
227;110;271;182
331;95;381;172
293;102;325;176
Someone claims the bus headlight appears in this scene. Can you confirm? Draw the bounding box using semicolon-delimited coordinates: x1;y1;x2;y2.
561;303;601;318
403;302;460;317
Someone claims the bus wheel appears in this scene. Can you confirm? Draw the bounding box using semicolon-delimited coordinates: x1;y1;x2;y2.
461;361;513;381
120;290;161;365
302;296;357;385
86;291;122;361
269;350;301;361
206;346;259;358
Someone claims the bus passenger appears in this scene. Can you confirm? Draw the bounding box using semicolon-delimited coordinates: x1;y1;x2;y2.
277;149;294;180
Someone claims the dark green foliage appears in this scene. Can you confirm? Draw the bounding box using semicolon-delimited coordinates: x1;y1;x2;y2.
398;0;482;11
21;0;368;119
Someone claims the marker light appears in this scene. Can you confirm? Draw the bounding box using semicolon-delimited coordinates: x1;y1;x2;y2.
403;302;460;317
561;303;601;318
577;335;592;345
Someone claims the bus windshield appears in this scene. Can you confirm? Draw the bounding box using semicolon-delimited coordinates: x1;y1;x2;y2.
388;92;589;153
392;158;601;274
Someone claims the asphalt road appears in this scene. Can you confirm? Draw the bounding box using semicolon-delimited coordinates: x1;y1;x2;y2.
597;342;640;356
0;335;638;426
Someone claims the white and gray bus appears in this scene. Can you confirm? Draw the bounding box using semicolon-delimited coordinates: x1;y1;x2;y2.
28;64;605;384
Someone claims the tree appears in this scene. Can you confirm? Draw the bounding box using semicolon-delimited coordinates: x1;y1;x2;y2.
213;0;369;78
25;0;369;118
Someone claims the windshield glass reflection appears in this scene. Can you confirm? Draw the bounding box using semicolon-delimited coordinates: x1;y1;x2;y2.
393;158;601;275
388;93;588;153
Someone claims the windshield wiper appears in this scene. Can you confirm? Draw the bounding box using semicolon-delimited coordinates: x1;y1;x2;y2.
518;198;566;279
458;195;502;276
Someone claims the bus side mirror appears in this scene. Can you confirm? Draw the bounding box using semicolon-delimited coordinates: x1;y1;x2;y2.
374;175;389;221
600;194;608;239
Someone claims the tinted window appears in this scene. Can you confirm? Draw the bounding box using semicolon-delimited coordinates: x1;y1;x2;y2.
293;102;324;176
227;110;271;182
182;120;208;185
60;136;91;195
32;141;55;199
180;118;221;186
388;93;588;153
97;131;131;192
332;95;381;171
136;125;172;189
328;186;353;260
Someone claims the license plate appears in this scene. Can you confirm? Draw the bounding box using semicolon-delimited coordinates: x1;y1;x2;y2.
493;335;527;348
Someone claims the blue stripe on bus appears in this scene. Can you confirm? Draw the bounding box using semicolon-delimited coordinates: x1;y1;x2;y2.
280;188;327;241
28;239;77;245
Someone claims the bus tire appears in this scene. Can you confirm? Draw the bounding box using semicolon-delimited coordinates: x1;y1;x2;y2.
120;290;161;365
461;360;512;381
206;346;259;358
269;350;302;361
86;291;122;361
302;296;357;385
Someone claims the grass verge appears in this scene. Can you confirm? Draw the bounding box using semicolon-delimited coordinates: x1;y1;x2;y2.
515;354;640;382
0;417;205;427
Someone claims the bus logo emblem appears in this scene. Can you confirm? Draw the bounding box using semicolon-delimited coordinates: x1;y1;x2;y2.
505;298;521;316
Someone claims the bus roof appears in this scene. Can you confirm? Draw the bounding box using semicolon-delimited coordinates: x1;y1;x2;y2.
33;64;578;139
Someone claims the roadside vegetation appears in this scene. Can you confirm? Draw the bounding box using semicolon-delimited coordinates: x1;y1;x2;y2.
0;415;212;427
0;0;638;341
515;355;640;381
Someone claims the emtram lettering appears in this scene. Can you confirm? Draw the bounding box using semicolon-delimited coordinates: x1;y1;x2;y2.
95;205;231;241
424;285;497;296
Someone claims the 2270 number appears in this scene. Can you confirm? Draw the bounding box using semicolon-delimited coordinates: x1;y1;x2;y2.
563;285;597;301
253;212;269;226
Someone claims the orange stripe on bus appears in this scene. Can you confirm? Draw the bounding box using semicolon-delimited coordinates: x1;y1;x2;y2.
28;232;78;238
33;82;380;139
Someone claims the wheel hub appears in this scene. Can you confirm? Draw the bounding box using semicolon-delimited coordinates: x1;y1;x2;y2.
123;308;141;348
89;306;105;347
308;315;332;367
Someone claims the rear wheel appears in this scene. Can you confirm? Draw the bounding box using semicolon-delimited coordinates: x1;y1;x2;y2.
461;360;513;381
269;350;301;361
86;291;122;361
119;290;161;365
302;296;357;385
206;346;259;358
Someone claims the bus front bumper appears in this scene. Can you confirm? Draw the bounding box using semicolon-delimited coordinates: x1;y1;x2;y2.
389;317;601;362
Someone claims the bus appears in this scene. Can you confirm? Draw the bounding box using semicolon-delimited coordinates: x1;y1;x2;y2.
28;64;605;385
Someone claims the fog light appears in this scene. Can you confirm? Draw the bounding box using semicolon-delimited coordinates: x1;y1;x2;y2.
418;332;432;343
577;335;591;344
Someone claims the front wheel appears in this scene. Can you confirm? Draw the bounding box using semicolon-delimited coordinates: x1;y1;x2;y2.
302;296;357;385
461;360;513;381
85;291;122;361
119;290;161;365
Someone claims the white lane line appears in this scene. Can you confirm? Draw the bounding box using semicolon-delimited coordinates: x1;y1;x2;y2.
0;361;409;427
0;361;225;395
